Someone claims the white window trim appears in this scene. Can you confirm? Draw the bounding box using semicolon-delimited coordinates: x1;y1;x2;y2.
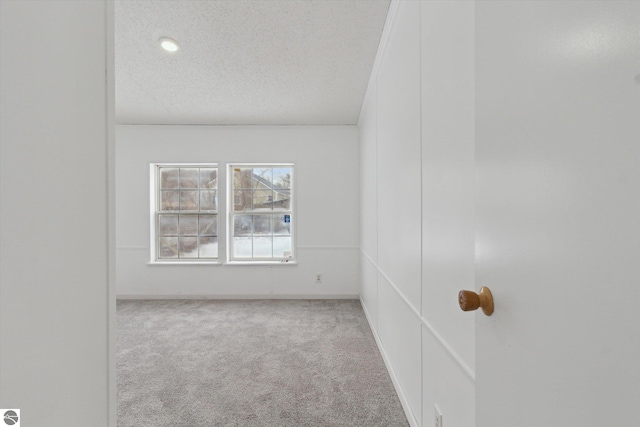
149;163;220;264
226;163;296;264
224;260;298;266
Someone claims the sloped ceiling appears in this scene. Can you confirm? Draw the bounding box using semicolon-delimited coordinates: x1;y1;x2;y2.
115;0;390;125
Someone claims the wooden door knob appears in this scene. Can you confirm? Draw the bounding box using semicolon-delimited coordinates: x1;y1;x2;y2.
458;286;494;316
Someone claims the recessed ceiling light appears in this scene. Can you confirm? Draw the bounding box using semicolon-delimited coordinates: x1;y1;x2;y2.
159;37;179;52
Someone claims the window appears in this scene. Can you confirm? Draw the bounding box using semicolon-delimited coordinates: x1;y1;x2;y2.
150;162;294;264
150;164;218;262
228;164;294;262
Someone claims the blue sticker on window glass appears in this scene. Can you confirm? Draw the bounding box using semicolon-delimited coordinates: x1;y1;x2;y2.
284;215;290;223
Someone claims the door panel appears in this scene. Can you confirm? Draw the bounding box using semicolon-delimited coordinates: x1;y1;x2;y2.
475;1;640;426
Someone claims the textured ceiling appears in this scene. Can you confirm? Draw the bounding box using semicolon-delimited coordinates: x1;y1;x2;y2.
115;0;390;125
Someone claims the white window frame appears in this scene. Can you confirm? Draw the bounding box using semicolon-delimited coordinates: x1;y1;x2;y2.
150;163;220;264
226;163;296;264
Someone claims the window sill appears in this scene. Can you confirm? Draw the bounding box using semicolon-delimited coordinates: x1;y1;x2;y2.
148;260;222;266
224;261;298;266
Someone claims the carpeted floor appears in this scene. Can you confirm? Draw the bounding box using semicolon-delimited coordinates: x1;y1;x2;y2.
117;299;409;427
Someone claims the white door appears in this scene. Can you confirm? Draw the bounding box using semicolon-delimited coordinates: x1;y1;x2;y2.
475;1;640;426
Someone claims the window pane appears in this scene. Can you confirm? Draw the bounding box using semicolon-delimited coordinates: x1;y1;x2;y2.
180;168;198;189
179;236;198;258
233;237;252;258
160;168;179;189
200;168;217;189
179;215;198;236
253;236;273;258
273;215;290;235
200;190;217;211
253;168;272;189
234;215;252;236
253;190;273;210
234;190;252;211
199;236;218;258
233;168;253;189
273;167;292;189
159;214;178;235
199;215;217;236
273;190;290;210
253;215;272;235
180;190;199;210
159;237;178;258
273;237;292;258
161;191;179;210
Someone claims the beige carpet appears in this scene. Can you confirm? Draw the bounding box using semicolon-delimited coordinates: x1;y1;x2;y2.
117;299;409;427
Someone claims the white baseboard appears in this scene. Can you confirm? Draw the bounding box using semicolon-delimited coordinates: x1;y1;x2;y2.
360;297;421;427
117;294;359;300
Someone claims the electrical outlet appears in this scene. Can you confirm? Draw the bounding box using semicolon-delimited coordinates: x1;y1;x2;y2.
434;404;442;427
315;273;322;283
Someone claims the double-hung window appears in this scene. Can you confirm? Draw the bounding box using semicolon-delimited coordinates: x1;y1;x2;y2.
228;164;294;262
151;164;218;262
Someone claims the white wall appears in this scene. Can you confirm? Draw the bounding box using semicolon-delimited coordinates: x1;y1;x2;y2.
116;125;360;297
359;1;476;426
0;1;114;426
420;1;475;426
